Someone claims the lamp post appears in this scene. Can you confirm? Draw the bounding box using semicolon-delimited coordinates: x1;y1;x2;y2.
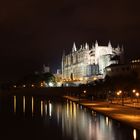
136;92;139;103
132;89;136;103
117;91;120;104
117;90;124;105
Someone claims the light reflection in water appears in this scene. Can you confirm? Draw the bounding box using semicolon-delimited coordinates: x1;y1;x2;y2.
41;101;43;116
133;129;137;140
73;102;76;118
32;96;34;116
23;96;25;114
9;96;139;140
66;102;69;118
14;96;16;113
61;100;116;140
45;104;47;116
70;101;72;118
49;101;52;117
106;117;109;126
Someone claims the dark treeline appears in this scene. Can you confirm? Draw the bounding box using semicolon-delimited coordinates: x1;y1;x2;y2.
0;72;56;90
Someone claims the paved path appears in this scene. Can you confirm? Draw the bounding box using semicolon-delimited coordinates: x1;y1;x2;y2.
64;96;140;130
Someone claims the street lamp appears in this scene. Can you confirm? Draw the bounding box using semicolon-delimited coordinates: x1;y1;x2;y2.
83;90;86;94
117;90;124;105
132;89;136;93
132;89;137;103
117;91;120;96
116;91;121;104
135;92;139;103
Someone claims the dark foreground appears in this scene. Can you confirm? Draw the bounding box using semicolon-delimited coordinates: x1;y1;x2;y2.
0;94;139;140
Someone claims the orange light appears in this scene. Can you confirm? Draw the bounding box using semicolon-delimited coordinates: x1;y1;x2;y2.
83;90;86;93
133;89;136;93
136;92;139;97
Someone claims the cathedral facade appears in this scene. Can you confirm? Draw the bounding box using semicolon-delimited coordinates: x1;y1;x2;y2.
62;41;124;81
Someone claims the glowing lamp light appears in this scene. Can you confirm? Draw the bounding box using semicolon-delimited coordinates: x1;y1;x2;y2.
117;90;122;96
23;85;26;88
117;92;120;96
136;92;139;97
93;77;97;81
48;82;54;87
40;83;43;87
79;77;83;81
83;90;87;93
132;89;136;93
119;90;122;94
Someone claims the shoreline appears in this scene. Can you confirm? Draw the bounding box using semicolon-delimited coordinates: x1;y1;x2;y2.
63;95;140;130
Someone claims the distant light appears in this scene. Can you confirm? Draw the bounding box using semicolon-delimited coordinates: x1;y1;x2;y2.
132;89;136;93
13;85;16;88
119;90;122;94
117;92;121;96
23;85;26;88
136;92;139;97
93;77;97;81
83;90;87;93
31;84;34;87
107;68;111;71
49;82;54;87
79;77;83;81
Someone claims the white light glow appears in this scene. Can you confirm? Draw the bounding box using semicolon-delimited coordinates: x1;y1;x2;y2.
133;129;137;140
23;96;25;114
49;82;54;87
49;102;52;117
41;101;43;116
32;97;34;116
14;96;16;113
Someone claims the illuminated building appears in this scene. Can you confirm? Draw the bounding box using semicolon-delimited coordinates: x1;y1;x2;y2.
105;58;140;79
42;64;50;73
62;41;124;81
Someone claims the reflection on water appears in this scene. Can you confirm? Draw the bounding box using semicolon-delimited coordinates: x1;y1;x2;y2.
32;96;34;116
49;101;52;117
23;96;25;114
62;101;115;140
14;96;16;113
41;100;43;116
133;129;137;140
0;95;139;140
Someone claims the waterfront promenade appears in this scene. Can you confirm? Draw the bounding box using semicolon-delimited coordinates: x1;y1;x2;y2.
64;96;140;130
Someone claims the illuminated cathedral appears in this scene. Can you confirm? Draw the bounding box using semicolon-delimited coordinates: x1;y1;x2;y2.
62;41;124;81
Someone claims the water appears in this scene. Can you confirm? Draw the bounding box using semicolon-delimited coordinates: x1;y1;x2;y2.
0;95;139;140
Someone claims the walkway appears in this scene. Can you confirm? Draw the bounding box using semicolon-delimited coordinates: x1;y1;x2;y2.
64;96;140;130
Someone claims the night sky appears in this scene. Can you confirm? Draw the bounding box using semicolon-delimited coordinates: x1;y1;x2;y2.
0;0;140;82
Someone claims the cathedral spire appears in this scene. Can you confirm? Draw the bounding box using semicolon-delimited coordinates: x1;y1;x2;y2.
80;45;83;50
92;43;95;48
85;42;89;49
95;40;98;48
72;42;77;52
95;40;98;45
108;40;112;47
121;45;124;52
